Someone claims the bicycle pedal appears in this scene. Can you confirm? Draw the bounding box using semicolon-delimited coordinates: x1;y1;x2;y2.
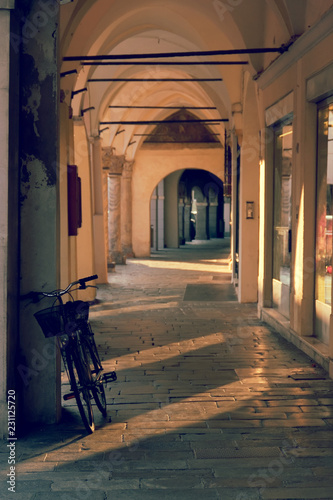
63;392;75;401
102;371;117;383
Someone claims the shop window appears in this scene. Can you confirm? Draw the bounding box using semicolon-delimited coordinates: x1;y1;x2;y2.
273;122;293;287
315;101;333;306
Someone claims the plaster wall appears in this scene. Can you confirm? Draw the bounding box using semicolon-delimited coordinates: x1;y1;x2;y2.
74;120;96;301
59;101;71;290
238;79;260;303
257;22;333;373
91;137;108;283
132;144;224;256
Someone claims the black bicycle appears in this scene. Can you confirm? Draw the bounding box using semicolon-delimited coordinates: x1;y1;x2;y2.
28;274;117;434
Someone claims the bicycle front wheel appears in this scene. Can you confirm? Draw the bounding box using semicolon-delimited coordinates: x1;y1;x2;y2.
67;347;95;434
81;333;107;417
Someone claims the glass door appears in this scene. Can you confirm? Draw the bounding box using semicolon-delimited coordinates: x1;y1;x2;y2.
315;100;333;344
272;121;293;318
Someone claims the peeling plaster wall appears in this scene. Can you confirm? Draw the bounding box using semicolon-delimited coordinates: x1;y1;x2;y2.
18;0;61;426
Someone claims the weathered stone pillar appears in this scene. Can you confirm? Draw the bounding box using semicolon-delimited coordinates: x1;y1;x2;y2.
184;202;191;241
209;202;218;238
195;202;208;240
121;160;134;257
102;148;126;264
0;0;16;438
18;0;61;427
178;197;185;245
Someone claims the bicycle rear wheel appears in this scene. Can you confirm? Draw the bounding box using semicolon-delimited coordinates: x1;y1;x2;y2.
66;346;95;434
81;332;107;417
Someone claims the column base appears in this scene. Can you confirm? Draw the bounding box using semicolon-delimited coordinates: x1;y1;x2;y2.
109;251;126;265
122;245;134;258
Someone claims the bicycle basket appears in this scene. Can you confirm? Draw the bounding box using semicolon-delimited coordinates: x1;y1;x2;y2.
64;300;90;323
34;305;66;338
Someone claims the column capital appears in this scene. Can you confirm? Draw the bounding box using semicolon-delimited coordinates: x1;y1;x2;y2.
123;160;134;178
89;135;102;145
102;147;125;175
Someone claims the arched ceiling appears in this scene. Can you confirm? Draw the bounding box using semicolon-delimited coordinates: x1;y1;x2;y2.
59;0;333;157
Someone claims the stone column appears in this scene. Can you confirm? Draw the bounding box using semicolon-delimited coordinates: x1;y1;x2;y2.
195;202;208;240
178;197;185;245
0;0;16;438
121;160;134;257
184;201;191;241
209;202;218;238
102;148;126;264
18;0;61;427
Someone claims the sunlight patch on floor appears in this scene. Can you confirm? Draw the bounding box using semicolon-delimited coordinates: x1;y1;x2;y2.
89;301;180;317
130;260;230;274
102;332;229;368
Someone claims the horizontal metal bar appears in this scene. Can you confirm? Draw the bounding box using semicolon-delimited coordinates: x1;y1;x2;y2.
63;46;288;62
100;119;228;125
134;133;221;136
109;106;217;110
81;61;249;66
88;78;222;82
71;87;87;97
60;69;77;77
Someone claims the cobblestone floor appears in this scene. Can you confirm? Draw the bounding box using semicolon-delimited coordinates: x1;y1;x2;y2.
1;239;333;499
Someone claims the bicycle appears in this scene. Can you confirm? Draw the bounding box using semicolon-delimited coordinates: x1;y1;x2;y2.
26;274;117;434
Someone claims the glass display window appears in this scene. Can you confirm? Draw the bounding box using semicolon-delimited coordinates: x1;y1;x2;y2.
315;101;333;306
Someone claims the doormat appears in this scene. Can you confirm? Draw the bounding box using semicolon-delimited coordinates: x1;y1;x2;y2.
289;370;327;381
212;274;232;281
183;283;237;302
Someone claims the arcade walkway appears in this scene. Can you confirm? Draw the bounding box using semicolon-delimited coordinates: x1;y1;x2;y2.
1;239;333;499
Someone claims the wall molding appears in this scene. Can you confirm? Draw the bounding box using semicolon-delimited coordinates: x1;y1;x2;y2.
307;61;333;102
256;6;333;90
265;91;294;126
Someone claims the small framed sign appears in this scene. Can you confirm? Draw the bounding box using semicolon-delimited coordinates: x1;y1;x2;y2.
246;201;254;219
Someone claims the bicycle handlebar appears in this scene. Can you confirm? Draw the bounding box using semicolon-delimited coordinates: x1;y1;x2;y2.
20;274;99;301
78;274;98;287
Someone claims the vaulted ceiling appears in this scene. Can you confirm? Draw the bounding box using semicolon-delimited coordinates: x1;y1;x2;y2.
59;0;333;157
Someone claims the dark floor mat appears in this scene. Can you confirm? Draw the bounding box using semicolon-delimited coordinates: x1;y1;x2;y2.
212;274;231;281
183;283;237;301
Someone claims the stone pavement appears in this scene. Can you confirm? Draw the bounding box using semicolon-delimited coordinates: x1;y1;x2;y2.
1;239;333;500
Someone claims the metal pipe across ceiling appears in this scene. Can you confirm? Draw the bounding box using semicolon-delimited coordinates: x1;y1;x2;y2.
63;45;289;61
100;119;228;125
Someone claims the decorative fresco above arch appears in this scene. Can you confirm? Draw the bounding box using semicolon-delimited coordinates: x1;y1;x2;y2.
144;110;220;143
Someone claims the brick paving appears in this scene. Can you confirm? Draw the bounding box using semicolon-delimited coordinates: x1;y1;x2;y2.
1;239;333;499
